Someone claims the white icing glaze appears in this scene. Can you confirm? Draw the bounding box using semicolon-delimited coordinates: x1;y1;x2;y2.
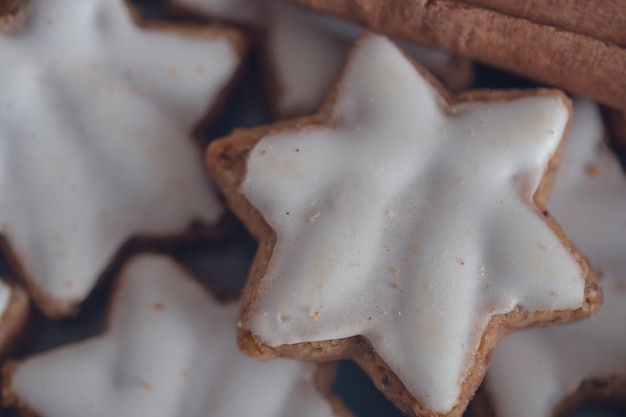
267;1;351;116
174;0;267;24
0;0;240;309
172;0;471;116
8;255;339;417
0;280;12;317
486;99;626;417
239;35;586;414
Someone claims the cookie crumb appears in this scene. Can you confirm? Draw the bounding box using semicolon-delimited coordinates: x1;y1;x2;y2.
459;259;465;266
131;86;149;98
309;211;320;224
551;291;560;299
308;310;320;321
391;282;398;289
585;163;599;177
392;267;400;276
172;178;186;189
279;313;290;322
141;381;153;391
386;210;395;219
153;302;165;311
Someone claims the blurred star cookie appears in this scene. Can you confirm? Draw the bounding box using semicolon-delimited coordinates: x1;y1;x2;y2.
483;100;626;417
168;0;473;117
3;254;350;417
0;0;245;317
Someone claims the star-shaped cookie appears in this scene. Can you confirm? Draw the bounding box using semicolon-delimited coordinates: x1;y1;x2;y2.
3;254;349;417
168;0;472;117
0;0;244;317
207;35;599;417
483;100;626;417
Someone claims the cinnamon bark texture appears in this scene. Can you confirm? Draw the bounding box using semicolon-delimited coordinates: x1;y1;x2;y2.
456;0;626;47
285;0;626;111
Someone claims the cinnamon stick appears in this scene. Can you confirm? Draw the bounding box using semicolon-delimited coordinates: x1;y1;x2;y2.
287;0;626;111
456;0;626;48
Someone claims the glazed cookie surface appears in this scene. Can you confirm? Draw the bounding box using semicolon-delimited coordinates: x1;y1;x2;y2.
169;0;472;117
208;34;599;417
3;254;346;417
0;0;243;317
484;100;626;417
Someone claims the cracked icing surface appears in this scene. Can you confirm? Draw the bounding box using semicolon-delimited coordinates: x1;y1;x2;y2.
7;255;339;417
239;35;587;413
0;0;239;311
486;100;626;417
